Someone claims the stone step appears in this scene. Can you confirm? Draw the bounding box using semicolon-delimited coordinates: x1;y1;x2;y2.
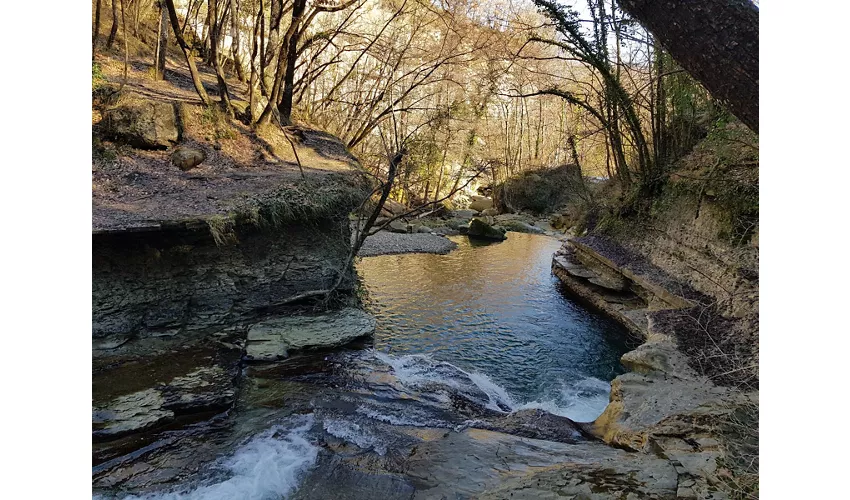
588;275;629;292
553;255;598;279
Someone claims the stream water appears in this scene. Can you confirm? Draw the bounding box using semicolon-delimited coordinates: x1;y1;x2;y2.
358;233;633;422
94;232;635;500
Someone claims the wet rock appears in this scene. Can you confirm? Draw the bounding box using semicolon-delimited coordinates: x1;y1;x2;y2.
292;458;415;500
103;96;180;149
171;147;206;171
245;308;376;361
159;365;236;414
93;357;237;442
446;217;471;230
92;389;174;440
478;455;678;499
479;409;586;443
499;219;545;234
467;218;506;241
403;428;677;499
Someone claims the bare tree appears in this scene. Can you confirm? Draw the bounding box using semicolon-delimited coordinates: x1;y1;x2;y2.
106;0;120;49
153;0;169;80
164;0;212;105
93;0;102;53
207;0;233;112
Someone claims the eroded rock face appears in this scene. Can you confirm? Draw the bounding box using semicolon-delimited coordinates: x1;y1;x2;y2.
245;308;376;361
93;221;354;338
103;96;180;149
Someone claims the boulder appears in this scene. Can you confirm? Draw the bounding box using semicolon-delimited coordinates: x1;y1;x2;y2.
383;198;407;215
468;218;506;241
446;218;470;230
550;213;575;230
481;208;499;216
103;96;180;149
469;196;494;212
499;220;544;234
171;147;206;171
388;220;408;233
245;308;376;362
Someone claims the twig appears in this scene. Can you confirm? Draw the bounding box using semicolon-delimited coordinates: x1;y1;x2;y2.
281;126;306;180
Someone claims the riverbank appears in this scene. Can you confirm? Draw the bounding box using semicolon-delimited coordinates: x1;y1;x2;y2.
551;233;758;499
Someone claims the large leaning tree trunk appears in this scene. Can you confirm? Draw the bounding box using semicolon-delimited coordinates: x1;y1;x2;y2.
618;0;759;133
164;0;212;106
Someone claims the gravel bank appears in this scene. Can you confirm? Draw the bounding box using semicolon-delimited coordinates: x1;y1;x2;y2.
358;231;458;257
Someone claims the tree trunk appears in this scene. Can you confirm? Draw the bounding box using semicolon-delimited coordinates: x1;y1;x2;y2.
106;0;119;49
277;0;307;125
208;0;233;112
93;0;102;53
153;2;169;80
164;0;212;105
230;0;246;82
617;0;758;132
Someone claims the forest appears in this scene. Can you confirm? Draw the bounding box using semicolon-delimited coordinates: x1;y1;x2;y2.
93;0;757;214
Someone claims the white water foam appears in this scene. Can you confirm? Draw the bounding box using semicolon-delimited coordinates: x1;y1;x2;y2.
515;377;612;423
355;404;448;428
323;418;387;455
371;351;516;412
104;414;319;500
369;350;611;422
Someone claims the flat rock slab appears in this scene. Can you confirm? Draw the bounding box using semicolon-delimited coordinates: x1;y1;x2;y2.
246;308;376;361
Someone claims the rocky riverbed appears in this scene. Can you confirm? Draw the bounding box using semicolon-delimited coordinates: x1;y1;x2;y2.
357;207;570;257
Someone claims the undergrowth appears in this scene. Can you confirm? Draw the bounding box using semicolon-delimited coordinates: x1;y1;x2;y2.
200;104;237;141
92;62;107;91
203;173;373;246
714;399;759;500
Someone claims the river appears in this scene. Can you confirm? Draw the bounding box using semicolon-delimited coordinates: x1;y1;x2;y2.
94;232;636;500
